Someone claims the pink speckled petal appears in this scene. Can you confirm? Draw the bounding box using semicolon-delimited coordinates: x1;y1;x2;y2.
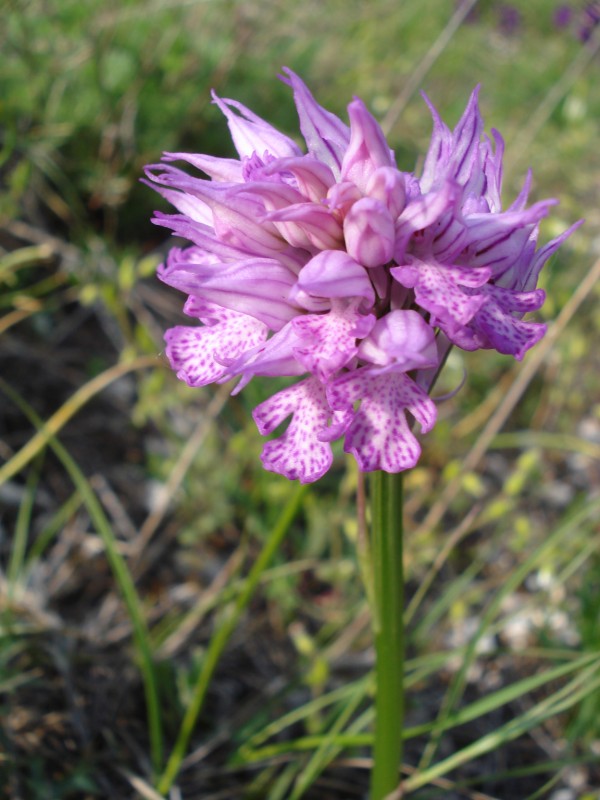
164;309;268;387
292;302;375;381
221;322;306;392
391;259;491;334
469;304;546;360
327;369;437;472
459;283;547;359
253;378;335;483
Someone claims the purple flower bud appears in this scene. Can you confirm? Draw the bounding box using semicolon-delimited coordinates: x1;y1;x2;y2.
366;167;406;218
341;99;395;192
553;5;572;28
290;250;375;309
357;310;438;370
344;197;395;267
498;4;521;36
326;180;361;215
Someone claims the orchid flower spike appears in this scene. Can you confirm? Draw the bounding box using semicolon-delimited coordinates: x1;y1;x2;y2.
146;70;581;483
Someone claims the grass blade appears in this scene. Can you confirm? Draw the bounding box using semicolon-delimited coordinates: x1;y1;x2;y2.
0;377;164;776
157;480;308;795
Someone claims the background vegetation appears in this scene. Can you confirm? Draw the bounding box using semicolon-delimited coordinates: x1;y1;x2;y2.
1;0;599;798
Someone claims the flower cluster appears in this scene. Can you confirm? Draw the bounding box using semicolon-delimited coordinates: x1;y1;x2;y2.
146;70;579;483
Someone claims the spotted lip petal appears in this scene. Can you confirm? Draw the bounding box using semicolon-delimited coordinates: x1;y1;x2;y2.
327;368;437;473
391;259;492;337
292;301;376;382
454;283;547;359
164;301;268;387
253;378;336;483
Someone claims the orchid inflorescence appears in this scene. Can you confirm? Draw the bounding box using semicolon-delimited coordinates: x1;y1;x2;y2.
146;70;579;484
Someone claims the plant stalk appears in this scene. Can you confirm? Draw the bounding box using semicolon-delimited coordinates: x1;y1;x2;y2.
370;471;405;800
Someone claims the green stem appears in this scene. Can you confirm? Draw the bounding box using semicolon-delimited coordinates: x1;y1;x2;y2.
157;481;308;796
370;471;405;800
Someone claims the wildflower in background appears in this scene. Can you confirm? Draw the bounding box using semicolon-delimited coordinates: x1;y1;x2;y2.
553;4;573;28
579;2;600;41
146;71;579;484
553;2;600;41
498;4;521;35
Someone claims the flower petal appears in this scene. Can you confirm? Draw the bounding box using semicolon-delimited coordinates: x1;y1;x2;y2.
328;369;437;472
222;322;306;392
395;181;457;260
264;203;344;250
365;167;407;218
159;256;299;330
357;310;439;370
344;197;395;268
262;155;336;201
164;305;268;386
253;378;336;483
456;283;547;359
340;99;395;192
292;301;375;381
290;250;375;309
162;151;244;183
281;68;350;174
391;258;491;334
211;91;302;159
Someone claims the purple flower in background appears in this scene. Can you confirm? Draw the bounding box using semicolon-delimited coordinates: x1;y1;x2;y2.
579;2;600;41
553;4;573;28
498;4;521;35
552;3;600;41
146;71;580;483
